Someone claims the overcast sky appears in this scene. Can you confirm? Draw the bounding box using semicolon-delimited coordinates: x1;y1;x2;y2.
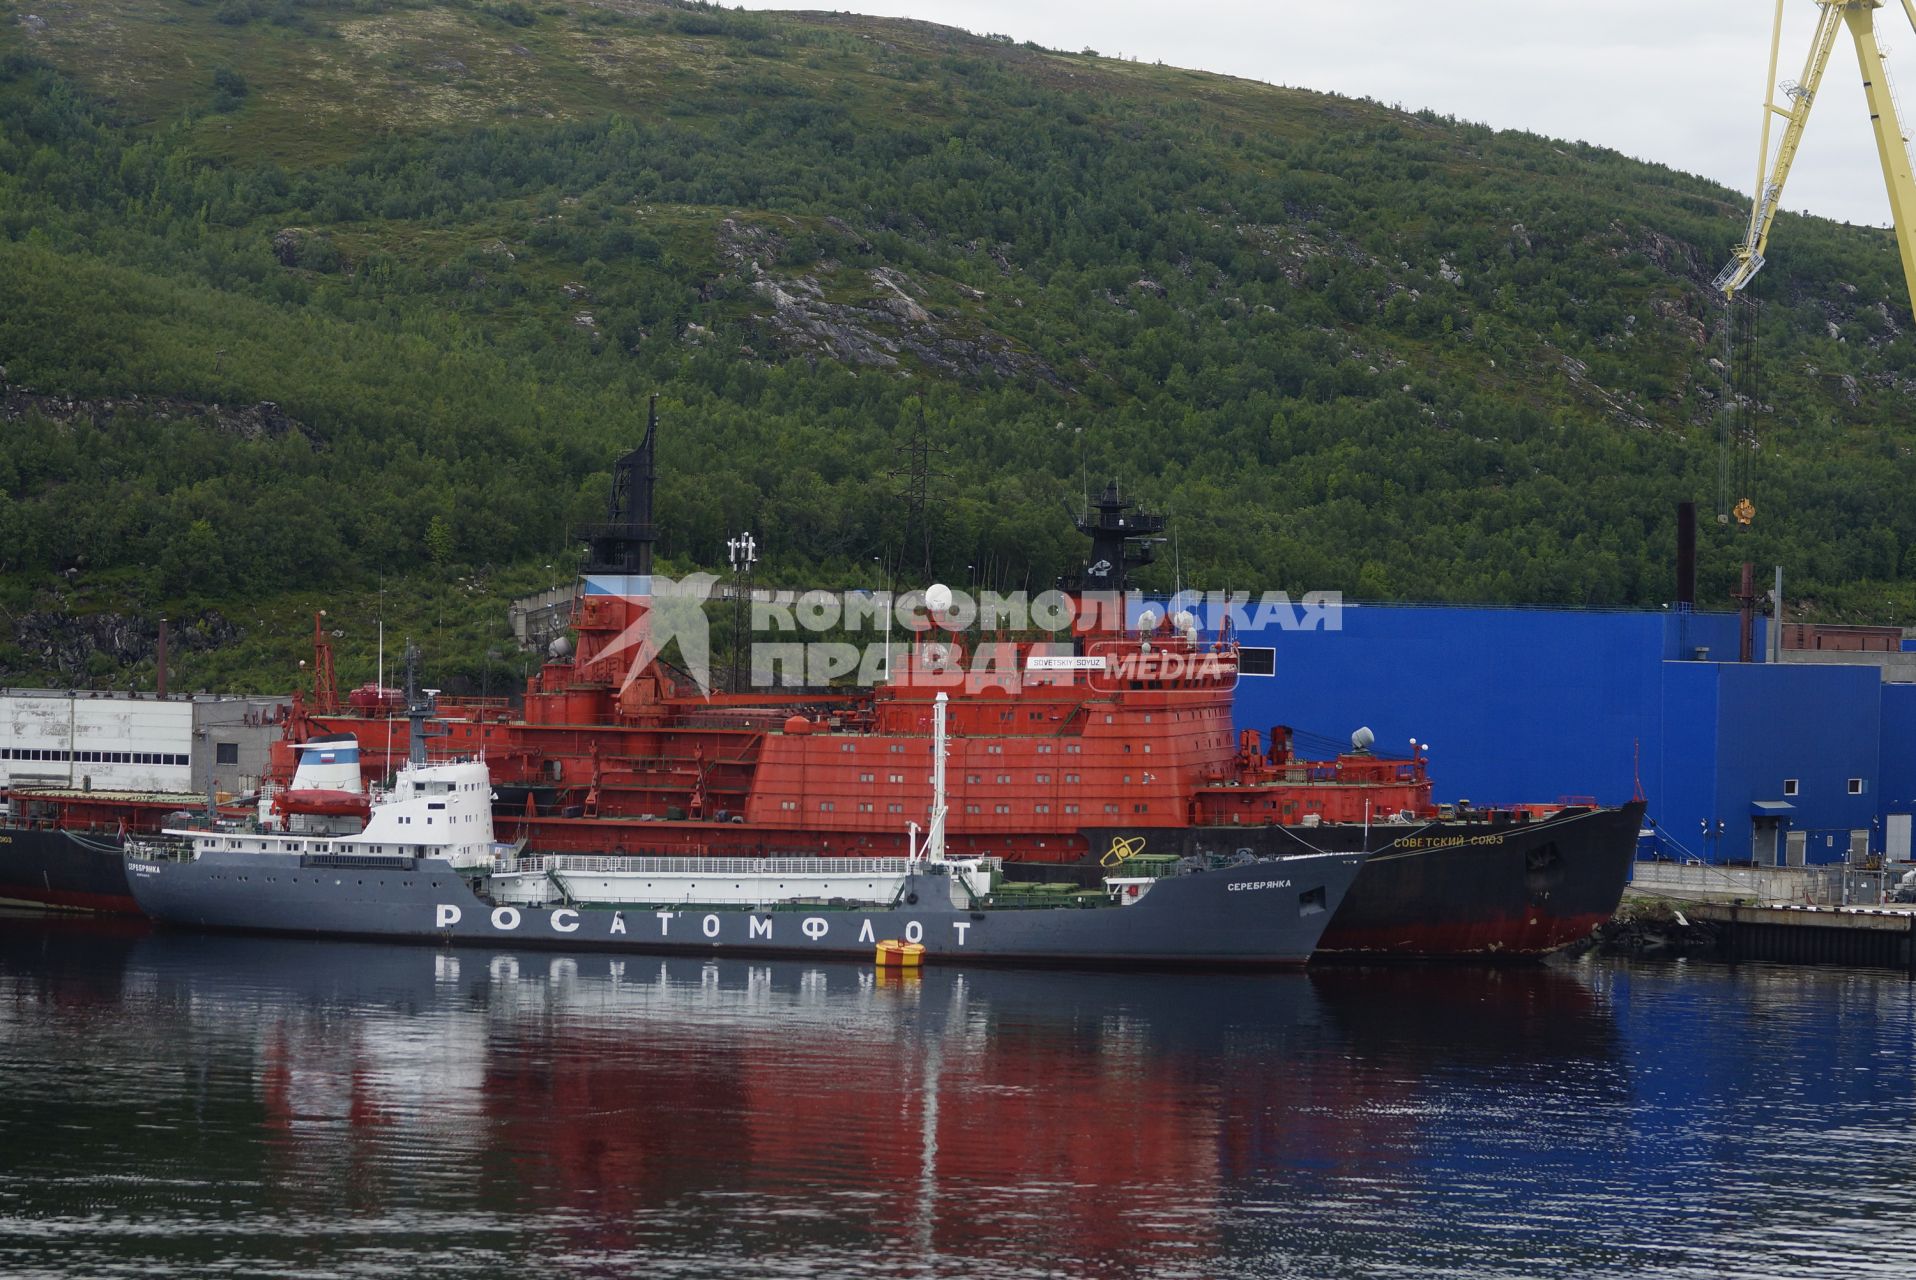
753;0;1916;228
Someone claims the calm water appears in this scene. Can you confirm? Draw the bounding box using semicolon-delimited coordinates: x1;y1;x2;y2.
3;917;1916;1279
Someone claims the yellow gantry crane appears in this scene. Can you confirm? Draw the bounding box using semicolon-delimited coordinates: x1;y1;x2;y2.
1715;0;1916;319
1712;1;1916;528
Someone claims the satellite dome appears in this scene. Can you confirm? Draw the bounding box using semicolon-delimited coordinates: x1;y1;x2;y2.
1138;607;1160;631
925;582;953;615
1172;609;1197;634
548;634;573;659
1351;726;1375;752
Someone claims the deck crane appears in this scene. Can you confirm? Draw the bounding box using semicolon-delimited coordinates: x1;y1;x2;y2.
1712;0;1916;532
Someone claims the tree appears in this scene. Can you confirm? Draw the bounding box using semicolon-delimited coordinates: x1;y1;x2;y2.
425;515;456;570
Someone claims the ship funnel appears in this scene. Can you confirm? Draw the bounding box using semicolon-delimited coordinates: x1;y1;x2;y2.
290;734;363;794
1676;500;1696;608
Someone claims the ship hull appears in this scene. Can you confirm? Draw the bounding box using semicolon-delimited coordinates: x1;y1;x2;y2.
0;826;139;914
1314;802;1645;958
1084;802;1645;959
124;849;1366;969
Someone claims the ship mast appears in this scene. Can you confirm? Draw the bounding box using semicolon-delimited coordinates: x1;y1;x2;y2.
924;691;949;864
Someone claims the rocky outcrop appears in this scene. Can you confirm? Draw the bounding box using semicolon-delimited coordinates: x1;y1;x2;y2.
714;217;1063;386
8;610;242;684
0;381;318;445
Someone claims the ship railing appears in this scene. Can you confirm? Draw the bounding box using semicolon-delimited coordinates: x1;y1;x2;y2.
510;854;916;877
301;852;418;871
502;854;1004;878
126;835;197;863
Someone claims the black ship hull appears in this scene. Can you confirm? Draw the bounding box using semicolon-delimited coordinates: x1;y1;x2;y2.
0;825;140;914
1084;801;1645;959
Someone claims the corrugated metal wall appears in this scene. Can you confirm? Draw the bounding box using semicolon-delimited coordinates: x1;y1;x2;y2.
1230;604;1889;865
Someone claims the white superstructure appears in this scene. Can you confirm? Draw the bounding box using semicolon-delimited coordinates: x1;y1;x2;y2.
167;758;502;872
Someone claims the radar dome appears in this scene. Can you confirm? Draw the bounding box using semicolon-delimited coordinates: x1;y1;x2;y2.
1172;609;1197;634
1137;607;1160;631
548;634;573;659
925;583;953;615
1351;725;1375;752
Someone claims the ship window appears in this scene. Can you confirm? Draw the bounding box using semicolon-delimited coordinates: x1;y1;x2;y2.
780;800;797;811
1065;773;1080;783
215;742;239;765
1144;715;1152;724
1038;745;1052;754
888;803;902;814
1783;779;1799;796
967;774;981;784
1850;778;1865;795
995;804;1010;815
889;773;904;784
1134;804;1148;814
859;772;874;783
1104;716;1114;724
820;801;835;812
1239;647;1276;677
1104;804;1119;815
997;774;1011;785
857;802;873;813
1036;773;1050;784
1064;804;1079;815
966;804;981;814
1067;744;1081;754
1142;744;1152;754
1035;804;1050;814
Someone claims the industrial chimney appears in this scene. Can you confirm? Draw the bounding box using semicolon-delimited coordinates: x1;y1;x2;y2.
1675;501;1696;609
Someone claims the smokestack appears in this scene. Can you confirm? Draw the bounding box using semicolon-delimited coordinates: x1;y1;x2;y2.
1737;563;1756;663
1675;501;1696;609
156;617;169;700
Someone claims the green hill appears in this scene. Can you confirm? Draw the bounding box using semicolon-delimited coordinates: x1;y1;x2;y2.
2;0;1913;691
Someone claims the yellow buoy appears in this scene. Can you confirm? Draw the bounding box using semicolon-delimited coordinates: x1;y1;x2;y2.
875;939;925;967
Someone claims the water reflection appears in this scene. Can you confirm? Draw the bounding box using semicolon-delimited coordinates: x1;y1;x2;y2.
4;917;1916;1278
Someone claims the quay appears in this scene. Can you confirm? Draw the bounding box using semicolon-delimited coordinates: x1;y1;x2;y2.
1623;862;1916;973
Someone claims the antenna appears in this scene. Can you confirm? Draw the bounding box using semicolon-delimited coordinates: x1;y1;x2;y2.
1170;511;1183;601
890;400;947;584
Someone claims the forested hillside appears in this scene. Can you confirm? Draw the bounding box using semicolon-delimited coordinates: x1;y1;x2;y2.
2;0;1914;691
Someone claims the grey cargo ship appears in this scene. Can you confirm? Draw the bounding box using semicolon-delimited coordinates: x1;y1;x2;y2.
126;696;1365;969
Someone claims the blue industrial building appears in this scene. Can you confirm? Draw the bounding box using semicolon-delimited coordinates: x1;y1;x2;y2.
1225;603;1910;867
